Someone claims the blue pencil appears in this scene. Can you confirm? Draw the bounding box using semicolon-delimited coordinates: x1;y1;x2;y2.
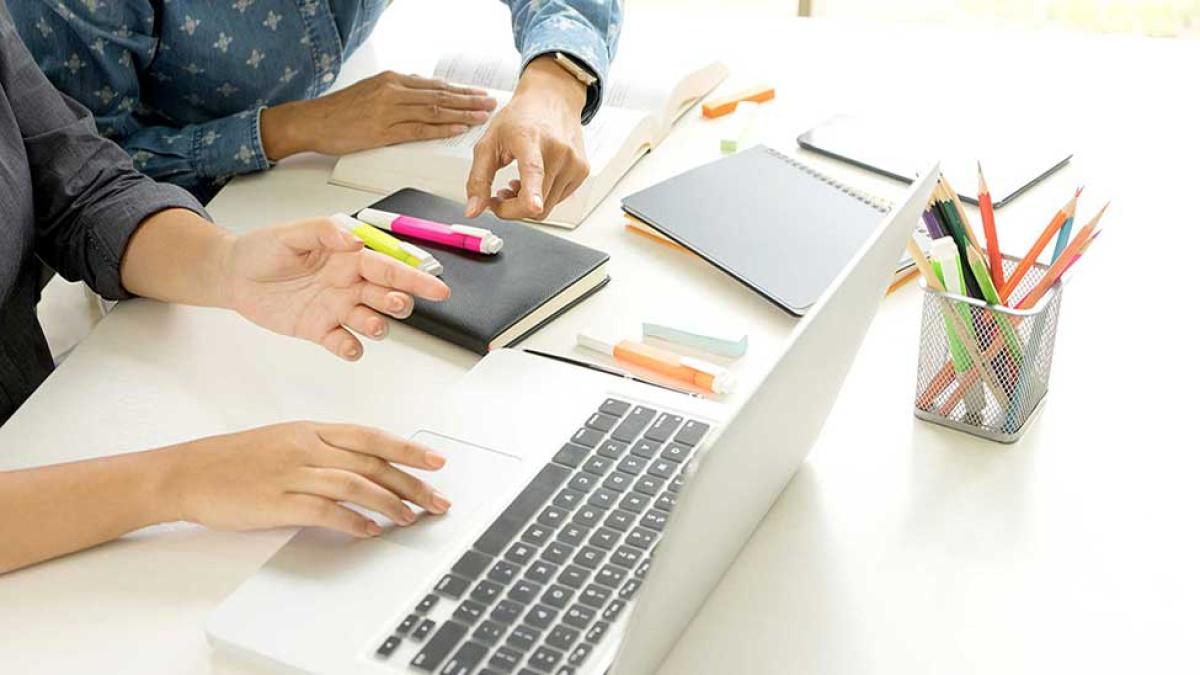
1051;186;1084;261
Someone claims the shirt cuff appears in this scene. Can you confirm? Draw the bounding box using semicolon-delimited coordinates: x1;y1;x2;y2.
192;108;271;180
518;23;611;124
80;181;209;301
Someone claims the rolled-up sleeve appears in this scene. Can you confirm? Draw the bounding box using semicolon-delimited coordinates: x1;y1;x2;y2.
0;10;206;300
505;0;623;124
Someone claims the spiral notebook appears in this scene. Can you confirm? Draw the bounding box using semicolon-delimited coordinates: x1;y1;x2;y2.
621;145;926;316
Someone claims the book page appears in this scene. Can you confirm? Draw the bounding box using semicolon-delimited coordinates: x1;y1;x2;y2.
434;52;521;92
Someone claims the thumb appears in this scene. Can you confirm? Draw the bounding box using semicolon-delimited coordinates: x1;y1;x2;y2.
277;217;363;253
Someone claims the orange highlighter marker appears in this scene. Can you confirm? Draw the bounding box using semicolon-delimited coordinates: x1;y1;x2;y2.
578;332;736;395
702;84;775;119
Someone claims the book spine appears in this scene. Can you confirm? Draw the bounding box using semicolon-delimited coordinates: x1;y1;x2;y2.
404;307;489;356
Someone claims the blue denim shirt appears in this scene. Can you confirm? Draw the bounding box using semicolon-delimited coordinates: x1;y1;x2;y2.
12;1;622;202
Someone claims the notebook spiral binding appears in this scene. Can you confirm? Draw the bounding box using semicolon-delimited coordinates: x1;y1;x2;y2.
764;146;893;213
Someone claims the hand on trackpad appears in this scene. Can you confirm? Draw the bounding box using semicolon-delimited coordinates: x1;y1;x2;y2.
374;431;522;550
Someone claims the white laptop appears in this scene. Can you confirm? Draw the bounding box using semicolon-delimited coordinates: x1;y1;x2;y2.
207;166;941;675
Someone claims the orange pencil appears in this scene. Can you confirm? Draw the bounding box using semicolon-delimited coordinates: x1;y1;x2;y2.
978;163;1004;291
999;192;1078;303
1015;205;1107;309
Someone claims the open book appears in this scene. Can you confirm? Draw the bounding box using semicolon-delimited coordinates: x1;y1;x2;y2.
330;51;728;228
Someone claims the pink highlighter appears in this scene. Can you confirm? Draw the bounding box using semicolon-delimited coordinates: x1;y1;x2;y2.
356;208;504;255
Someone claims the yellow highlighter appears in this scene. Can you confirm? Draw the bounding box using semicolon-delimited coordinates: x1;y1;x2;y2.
331;213;443;276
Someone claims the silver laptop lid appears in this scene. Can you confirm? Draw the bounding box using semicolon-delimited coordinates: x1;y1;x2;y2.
610;165;942;675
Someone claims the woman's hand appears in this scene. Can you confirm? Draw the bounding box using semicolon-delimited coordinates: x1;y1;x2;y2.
261;72;498;160
219;217;451;361
164;422;451;537
465;56;590;221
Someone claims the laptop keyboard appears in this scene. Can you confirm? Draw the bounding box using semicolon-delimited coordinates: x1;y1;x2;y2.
373;397;710;674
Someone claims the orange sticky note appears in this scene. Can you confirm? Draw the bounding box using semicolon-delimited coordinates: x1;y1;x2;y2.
702;85;775;119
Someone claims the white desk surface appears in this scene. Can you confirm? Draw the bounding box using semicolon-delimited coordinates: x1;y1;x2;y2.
3;3;1199;673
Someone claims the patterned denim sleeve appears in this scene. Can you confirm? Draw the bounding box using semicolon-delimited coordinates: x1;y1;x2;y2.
503;0;623;124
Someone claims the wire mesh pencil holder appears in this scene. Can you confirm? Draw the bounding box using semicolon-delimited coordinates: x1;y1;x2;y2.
913;256;1064;443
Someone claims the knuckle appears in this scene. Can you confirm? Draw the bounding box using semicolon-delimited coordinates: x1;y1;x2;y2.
361;455;390;480
426;104;442;120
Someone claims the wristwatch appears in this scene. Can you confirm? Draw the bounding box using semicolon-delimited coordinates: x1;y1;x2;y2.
549;52;600;123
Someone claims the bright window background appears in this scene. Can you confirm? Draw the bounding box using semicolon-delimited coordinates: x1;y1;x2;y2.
640;0;1200;36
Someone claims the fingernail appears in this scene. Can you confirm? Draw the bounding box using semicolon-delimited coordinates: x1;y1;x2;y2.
397;510;416;526
372;321;386;337
532;194;544;212
366;520;383;537
466;196;481;216
425;451;446;469
431;491;452;514
345;344;360;359
451;125;469;134
470;111;489;122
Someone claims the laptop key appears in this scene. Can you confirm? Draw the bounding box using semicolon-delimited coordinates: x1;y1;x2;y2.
505;542;537;566
507;624;541;652
528;646;564;672
567;472;598;494
414;619;436;640
587;488;619;510
674;419;710;446
647;459;676;480
416;593;440;613
567;642;592;666
581;456;612;476
579;584;612;609
627;527;657;550
594;564;627;589
525;604;558;630
563;603;596;629
668;476;685;493
542;584;574;609
645;414;684;443
629;439;661;459
436;574;470;599
572;506;605;529
602;471;632;492
611;406;656;443
588;527;620;551
472;620;506;646
452;550;492;581
552;443;589;469
471;580;504;605
490;599;524;625
661;442;691;463
522;523;554;546
573;546;604;570
508;579;542;605
596;439;627;460
602;599;626;622
611;546;640;569
488;560;520;586
546;625;580;651
618;578;642;601
398;613;421;634
553;488;585;511
604;508;636;532
476;464;570;556
584;621;610;644
440;641;487;675
525;560;557;585
571;427;604;448
537;506;568;529
616;455;646;475
541;541;573;565
641;509;669;531
557;524;588;547
376;635;401;659
488;646;523;674
453;600;487;625
599;398;632;417
634;559;651;579
585;412;618;433
557;565;589;589
411;620;468;671
618;491;650;513
633;475;663;496
654;492;676;512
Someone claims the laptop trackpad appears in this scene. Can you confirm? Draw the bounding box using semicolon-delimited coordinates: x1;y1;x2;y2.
375;431;523;551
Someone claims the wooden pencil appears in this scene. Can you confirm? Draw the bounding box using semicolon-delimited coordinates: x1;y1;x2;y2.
1015;205;1107;309
978;163;1004;291
999;192;1079;303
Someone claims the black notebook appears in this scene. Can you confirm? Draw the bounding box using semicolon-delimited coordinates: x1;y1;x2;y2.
622;145;913;316
358;189;609;354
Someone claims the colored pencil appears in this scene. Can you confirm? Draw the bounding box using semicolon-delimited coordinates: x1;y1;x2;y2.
939;174;982;251
934;182;984;300
978;163;1004;290
1015;206;1107;309
999;192;1078;303
1051;186;1085;262
922;207;945;239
